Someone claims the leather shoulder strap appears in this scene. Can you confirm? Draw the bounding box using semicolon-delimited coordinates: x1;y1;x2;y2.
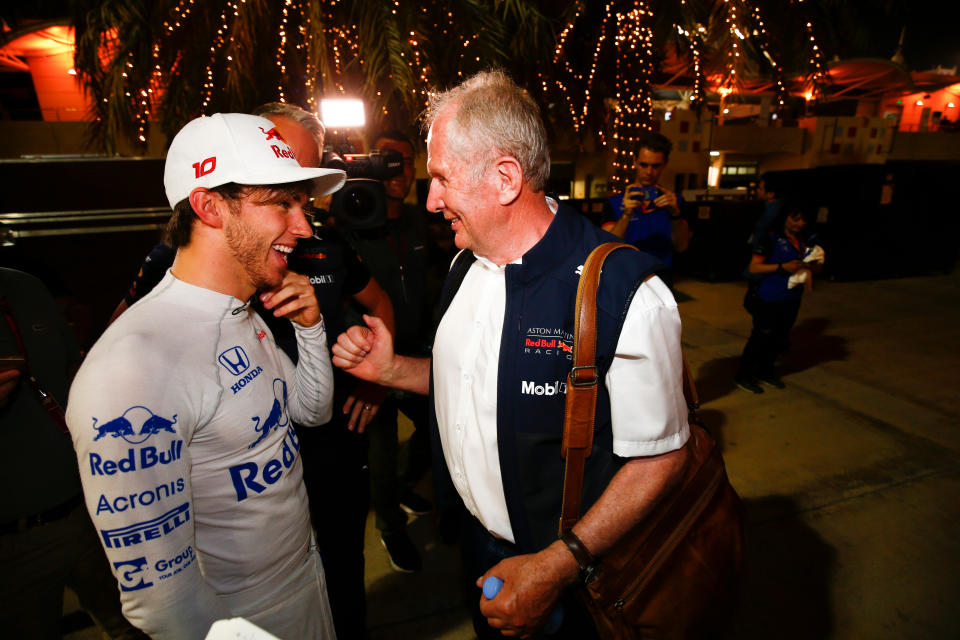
558;243;701;534
559;242;636;533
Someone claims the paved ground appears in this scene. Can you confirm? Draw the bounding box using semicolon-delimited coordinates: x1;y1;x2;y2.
362;271;960;640
66;271;960;639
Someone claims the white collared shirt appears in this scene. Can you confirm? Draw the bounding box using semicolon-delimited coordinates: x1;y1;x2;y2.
432;255;688;543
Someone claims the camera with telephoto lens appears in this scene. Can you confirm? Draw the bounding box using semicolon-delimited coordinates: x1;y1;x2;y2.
324;149;404;230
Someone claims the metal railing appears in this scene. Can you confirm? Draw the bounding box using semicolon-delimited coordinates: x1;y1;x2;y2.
0;207;170;246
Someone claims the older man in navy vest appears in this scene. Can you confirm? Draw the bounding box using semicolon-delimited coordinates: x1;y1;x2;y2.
333;70;690;638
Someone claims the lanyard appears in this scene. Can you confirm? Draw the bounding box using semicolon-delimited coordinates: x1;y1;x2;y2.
0;296;71;436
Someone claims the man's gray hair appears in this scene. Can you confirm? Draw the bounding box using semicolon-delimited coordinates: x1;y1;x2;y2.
253;102;326;148
425;70;550;192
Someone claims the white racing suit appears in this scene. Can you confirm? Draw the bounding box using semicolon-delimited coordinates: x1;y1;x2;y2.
67;272;336;639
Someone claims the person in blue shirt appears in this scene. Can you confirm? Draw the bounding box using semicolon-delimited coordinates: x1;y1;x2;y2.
602;132;690;287
735;205;820;393
749;173;785;252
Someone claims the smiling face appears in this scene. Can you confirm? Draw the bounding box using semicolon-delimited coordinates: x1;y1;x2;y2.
221;185;313;294
784;211;808;237
224;114;320;294
425;111;500;255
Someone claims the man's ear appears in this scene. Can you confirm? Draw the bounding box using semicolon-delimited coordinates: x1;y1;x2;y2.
494;156;523;206
189;188;225;229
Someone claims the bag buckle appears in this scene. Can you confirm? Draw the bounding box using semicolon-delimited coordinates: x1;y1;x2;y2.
581;559;602;587
569;365;598;387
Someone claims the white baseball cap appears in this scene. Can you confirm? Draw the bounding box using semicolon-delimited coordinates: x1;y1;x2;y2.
163;112;347;209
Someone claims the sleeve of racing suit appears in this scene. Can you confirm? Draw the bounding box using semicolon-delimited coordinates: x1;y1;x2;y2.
284;320;334;426
66;332;231;639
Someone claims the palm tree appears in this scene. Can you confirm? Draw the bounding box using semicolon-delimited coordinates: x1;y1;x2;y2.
71;0;558;153
537;0;828;189
69;0;903;169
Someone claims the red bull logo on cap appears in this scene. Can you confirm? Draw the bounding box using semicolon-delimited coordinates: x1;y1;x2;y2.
259;126;297;160
259;127;287;143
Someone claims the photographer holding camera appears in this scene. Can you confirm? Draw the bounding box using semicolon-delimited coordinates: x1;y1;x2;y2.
602;132;690;288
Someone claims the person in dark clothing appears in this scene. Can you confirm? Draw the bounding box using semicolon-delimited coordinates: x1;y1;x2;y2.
748;172;786;253
342;130;437;574
735;205;821;393
0;268;147;640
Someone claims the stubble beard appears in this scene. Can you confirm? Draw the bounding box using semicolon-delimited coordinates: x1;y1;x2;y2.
224;214;283;293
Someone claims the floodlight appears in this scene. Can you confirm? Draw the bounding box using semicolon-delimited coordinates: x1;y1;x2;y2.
321;99;365;128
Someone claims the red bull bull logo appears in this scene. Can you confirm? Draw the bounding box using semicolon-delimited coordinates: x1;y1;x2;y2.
259;126;287;143
259;126;296;160
91;406;178;445
247;378;288;449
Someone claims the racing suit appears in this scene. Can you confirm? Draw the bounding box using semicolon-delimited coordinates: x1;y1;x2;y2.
66;272;335;639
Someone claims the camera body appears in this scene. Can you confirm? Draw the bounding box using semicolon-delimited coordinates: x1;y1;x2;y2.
326;149;404;230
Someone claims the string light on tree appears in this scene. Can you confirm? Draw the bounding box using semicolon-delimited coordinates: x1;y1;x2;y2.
78;0;839;158
675;23;705;109
796;0;829;100
745;0;787;113
200;5;233;112
609;2;656;192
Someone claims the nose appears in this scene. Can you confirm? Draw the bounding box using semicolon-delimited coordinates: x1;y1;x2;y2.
426;178;444;214
289;205;313;238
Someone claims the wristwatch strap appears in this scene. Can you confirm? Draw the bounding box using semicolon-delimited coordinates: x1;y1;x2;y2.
560;529;601;585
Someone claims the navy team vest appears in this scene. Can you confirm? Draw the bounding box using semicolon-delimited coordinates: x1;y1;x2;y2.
429;204;663;553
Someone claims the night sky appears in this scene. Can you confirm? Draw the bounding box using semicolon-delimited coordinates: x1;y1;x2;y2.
815;2;960;72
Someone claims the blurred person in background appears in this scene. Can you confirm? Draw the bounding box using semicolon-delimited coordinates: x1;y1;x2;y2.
735;204;822;394
1;267;146;639
602;131;690;287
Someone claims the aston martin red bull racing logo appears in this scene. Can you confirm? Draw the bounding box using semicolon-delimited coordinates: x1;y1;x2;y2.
523;328;574;360
525;338;573;353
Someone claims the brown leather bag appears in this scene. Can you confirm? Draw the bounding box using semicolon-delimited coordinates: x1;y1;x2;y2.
559;242;744;639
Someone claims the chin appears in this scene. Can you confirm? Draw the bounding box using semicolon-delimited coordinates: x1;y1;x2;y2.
255;272;285;294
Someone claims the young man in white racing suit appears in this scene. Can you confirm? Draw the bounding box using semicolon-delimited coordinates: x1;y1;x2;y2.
66;113;346;639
